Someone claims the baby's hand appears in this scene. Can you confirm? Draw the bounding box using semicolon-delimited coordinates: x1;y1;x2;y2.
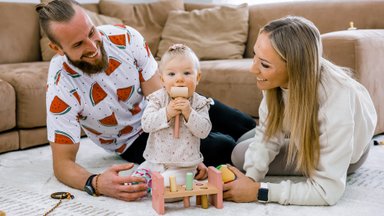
173;97;192;120
195;163;208;180
166;99;181;120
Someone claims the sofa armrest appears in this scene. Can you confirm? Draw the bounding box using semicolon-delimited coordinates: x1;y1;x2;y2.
322;30;384;134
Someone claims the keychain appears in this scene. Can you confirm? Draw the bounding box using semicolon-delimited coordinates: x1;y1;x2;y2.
44;192;74;216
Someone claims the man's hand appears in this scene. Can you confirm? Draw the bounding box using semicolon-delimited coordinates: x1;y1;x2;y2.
195;163;208;180
223;165;259;203
97;163;148;201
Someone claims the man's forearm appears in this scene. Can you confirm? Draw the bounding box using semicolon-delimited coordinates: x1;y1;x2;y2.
50;142;93;191
53;159;93;190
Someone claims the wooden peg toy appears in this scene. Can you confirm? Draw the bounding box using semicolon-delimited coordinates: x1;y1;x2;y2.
169;176;177;192
185;172;193;191
169;86;188;139
151;166;223;214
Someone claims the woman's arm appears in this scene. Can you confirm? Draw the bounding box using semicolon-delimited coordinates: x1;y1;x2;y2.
267;120;353;205
243;98;283;181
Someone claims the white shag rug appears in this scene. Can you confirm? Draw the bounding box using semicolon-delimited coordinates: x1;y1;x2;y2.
0;137;383;216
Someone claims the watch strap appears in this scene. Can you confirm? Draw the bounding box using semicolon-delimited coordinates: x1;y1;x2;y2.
84;174;97;196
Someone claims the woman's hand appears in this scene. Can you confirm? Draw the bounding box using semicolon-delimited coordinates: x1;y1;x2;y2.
97;163;148;201
223;165;259;203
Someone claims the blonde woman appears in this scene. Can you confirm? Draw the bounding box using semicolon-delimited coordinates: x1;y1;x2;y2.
226;16;377;205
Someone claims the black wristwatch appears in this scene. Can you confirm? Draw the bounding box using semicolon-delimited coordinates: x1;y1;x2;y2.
84;174;97;196
257;183;269;203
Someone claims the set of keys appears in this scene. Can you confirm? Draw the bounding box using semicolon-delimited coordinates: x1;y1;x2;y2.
44;192;74;216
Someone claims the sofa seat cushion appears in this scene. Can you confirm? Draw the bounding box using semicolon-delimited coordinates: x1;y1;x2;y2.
0;62;50;128
0;131;19;153
0;79;16;131
19;127;48;149
197;59;261;117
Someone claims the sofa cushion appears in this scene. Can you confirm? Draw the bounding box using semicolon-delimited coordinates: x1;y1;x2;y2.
0;131;19;154
0;3;41;64
0;62;50;128
0;79;16;132
40;9;123;61
20;127;48;149
197;59;261;117
157;4;249;60
99;0;184;57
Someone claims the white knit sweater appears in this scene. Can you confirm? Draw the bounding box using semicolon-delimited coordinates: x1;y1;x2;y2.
244;69;377;205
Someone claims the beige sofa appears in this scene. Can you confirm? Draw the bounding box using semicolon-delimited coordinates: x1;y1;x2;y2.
0;0;383;154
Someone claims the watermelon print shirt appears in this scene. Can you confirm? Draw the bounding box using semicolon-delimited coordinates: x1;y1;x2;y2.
46;24;157;153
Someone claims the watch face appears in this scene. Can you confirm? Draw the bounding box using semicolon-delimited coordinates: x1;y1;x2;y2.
258;188;268;202
84;185;95;195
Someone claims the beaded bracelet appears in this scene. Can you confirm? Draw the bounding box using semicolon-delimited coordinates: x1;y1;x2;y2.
95;174;101;196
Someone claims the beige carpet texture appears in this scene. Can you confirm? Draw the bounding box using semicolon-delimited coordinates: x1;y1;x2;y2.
0;137;383;216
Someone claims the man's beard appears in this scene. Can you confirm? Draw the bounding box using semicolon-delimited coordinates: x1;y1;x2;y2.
66;41;108;75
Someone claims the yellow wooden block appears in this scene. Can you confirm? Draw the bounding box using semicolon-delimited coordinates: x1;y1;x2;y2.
217;165;236;183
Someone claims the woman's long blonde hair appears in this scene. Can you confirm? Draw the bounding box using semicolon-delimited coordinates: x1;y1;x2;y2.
261;16;322;177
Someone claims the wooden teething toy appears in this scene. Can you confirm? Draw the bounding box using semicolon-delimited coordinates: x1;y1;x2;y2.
170;86;188;138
